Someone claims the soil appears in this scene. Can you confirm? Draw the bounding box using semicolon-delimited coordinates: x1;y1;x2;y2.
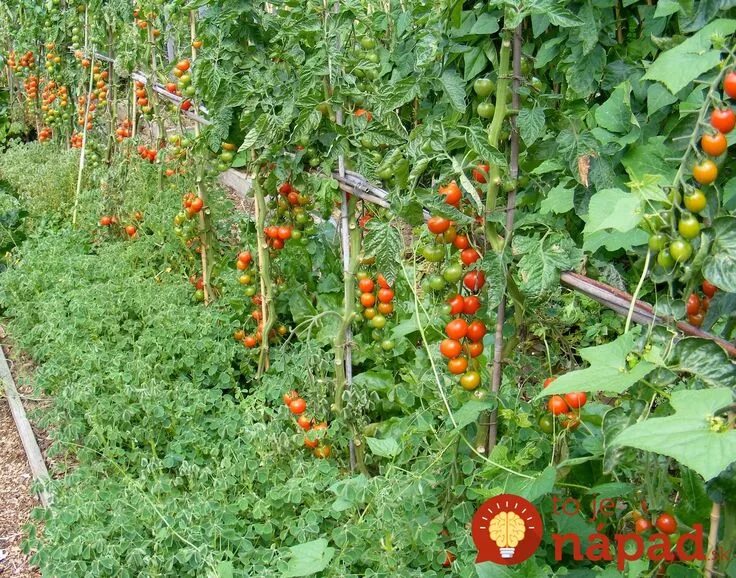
0;330;43;578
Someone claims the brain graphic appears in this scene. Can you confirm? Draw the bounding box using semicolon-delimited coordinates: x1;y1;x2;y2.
488;511;526;548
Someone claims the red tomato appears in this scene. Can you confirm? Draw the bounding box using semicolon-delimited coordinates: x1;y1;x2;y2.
445;318;468;340
377;274;391;289
466;320;486;343
238;251;252;267
463;270;485;292
687;312;704;327
561;412;580;430
358;278;374;292
686;293;701;316
440;338;462;358
635;518;652;534
701;131;727;156
460;248;481;266
710;107;736;134
125;225;137;237
467;342;484;358
655;513;677;535
360;292;376;308
702;280;717;297
543;376;556;388
278;182;293;195
548;395;569;415
304;436;319;449
289;398;307;415
693;159;718;185
378;288;394;303
564;391;587;409
271;238;284;250
243;335;257;348
297;415;312;430
453;235;469;250
427;216;451;234
472;163;490;183
283;390;299;406
462;295;481;315
439;181;462;206
442;551;456;568
724;71;736;99
277;225;292;240
265;226;279;239
448;356;468;374
99;215;112;226
448;294;465;315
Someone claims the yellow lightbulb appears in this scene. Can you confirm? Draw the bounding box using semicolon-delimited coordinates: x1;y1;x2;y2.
488;511;526;558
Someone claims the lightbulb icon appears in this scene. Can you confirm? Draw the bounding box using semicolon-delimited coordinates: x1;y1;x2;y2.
488;510;526;559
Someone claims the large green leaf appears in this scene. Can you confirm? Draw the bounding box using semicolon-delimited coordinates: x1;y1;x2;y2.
703;216;736;293
668;337;736;388
643;19;736;94
540;182;575;215
366;436;401;458
612;388;736;481
439;69;466;113
595;82;638;134
453;398;496;430
362;220;404;285
513;232;583;300
536;331;655;399
283;539;335;577
583;188;642;234
518;107;546;146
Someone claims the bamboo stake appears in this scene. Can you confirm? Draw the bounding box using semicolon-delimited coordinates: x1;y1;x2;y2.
705;501;721;577
189;10;213;305
71;53;95;227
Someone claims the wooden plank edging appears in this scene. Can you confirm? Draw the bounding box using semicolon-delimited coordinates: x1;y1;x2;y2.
0;343;52;508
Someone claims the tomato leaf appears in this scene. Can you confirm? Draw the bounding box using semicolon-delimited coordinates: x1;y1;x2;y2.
453;398;496;430
595;81;639;134
668;337;736;388
539;182;575;215
612;388;736;481
283;539;335;577
438;69;466;113
362;220;404;285
536;331;656;398
703;216;736;293
643;19;736;94
517;107;546;147
366;436;401;458
513;232;583;300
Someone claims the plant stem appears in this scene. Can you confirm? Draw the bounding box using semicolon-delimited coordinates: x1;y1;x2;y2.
252;174;275;376
334;194;359;412
704;501;721;577
71;52;95;228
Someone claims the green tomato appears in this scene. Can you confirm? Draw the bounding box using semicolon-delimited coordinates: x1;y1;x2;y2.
440;304;452;315
477;101;495;119
380;339;395;351
291;229;302;241
377;166;393;180
539;415;554;434
194;289;205;302
360;37;376;50
309;157;321;167
365;52;379;64
421;244;445;263
428;274;446;291
677;214;701;240
371;329;383;341
442;263;463;283
473;78;494;97
244;285;257;297
648;233;667;253
657;248;675;269
370;314;387;329
360;136;375;150
669;239;692;263
220;151;234;163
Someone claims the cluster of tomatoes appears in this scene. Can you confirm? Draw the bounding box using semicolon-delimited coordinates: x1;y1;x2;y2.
473;77;496;119
115;118;133;142
357;272;396;350
38;127;52;142
8;50;35;73
540;377;587;432
43;43;62;74
133;7;161;36
136;144;158;163
162;133;193;176
216;141;236;172
235;249;259;295
651;71;736;269
685;279;718;327
189;275;206;302
134;80;150;113
424;213;486;293
70;132;84;148
172;59;194;112
98;211;141;238
282;390;331;458
633;511;677;537
22;75;39;100
440;296;485;391
40;80;70;127
179;192;204;218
